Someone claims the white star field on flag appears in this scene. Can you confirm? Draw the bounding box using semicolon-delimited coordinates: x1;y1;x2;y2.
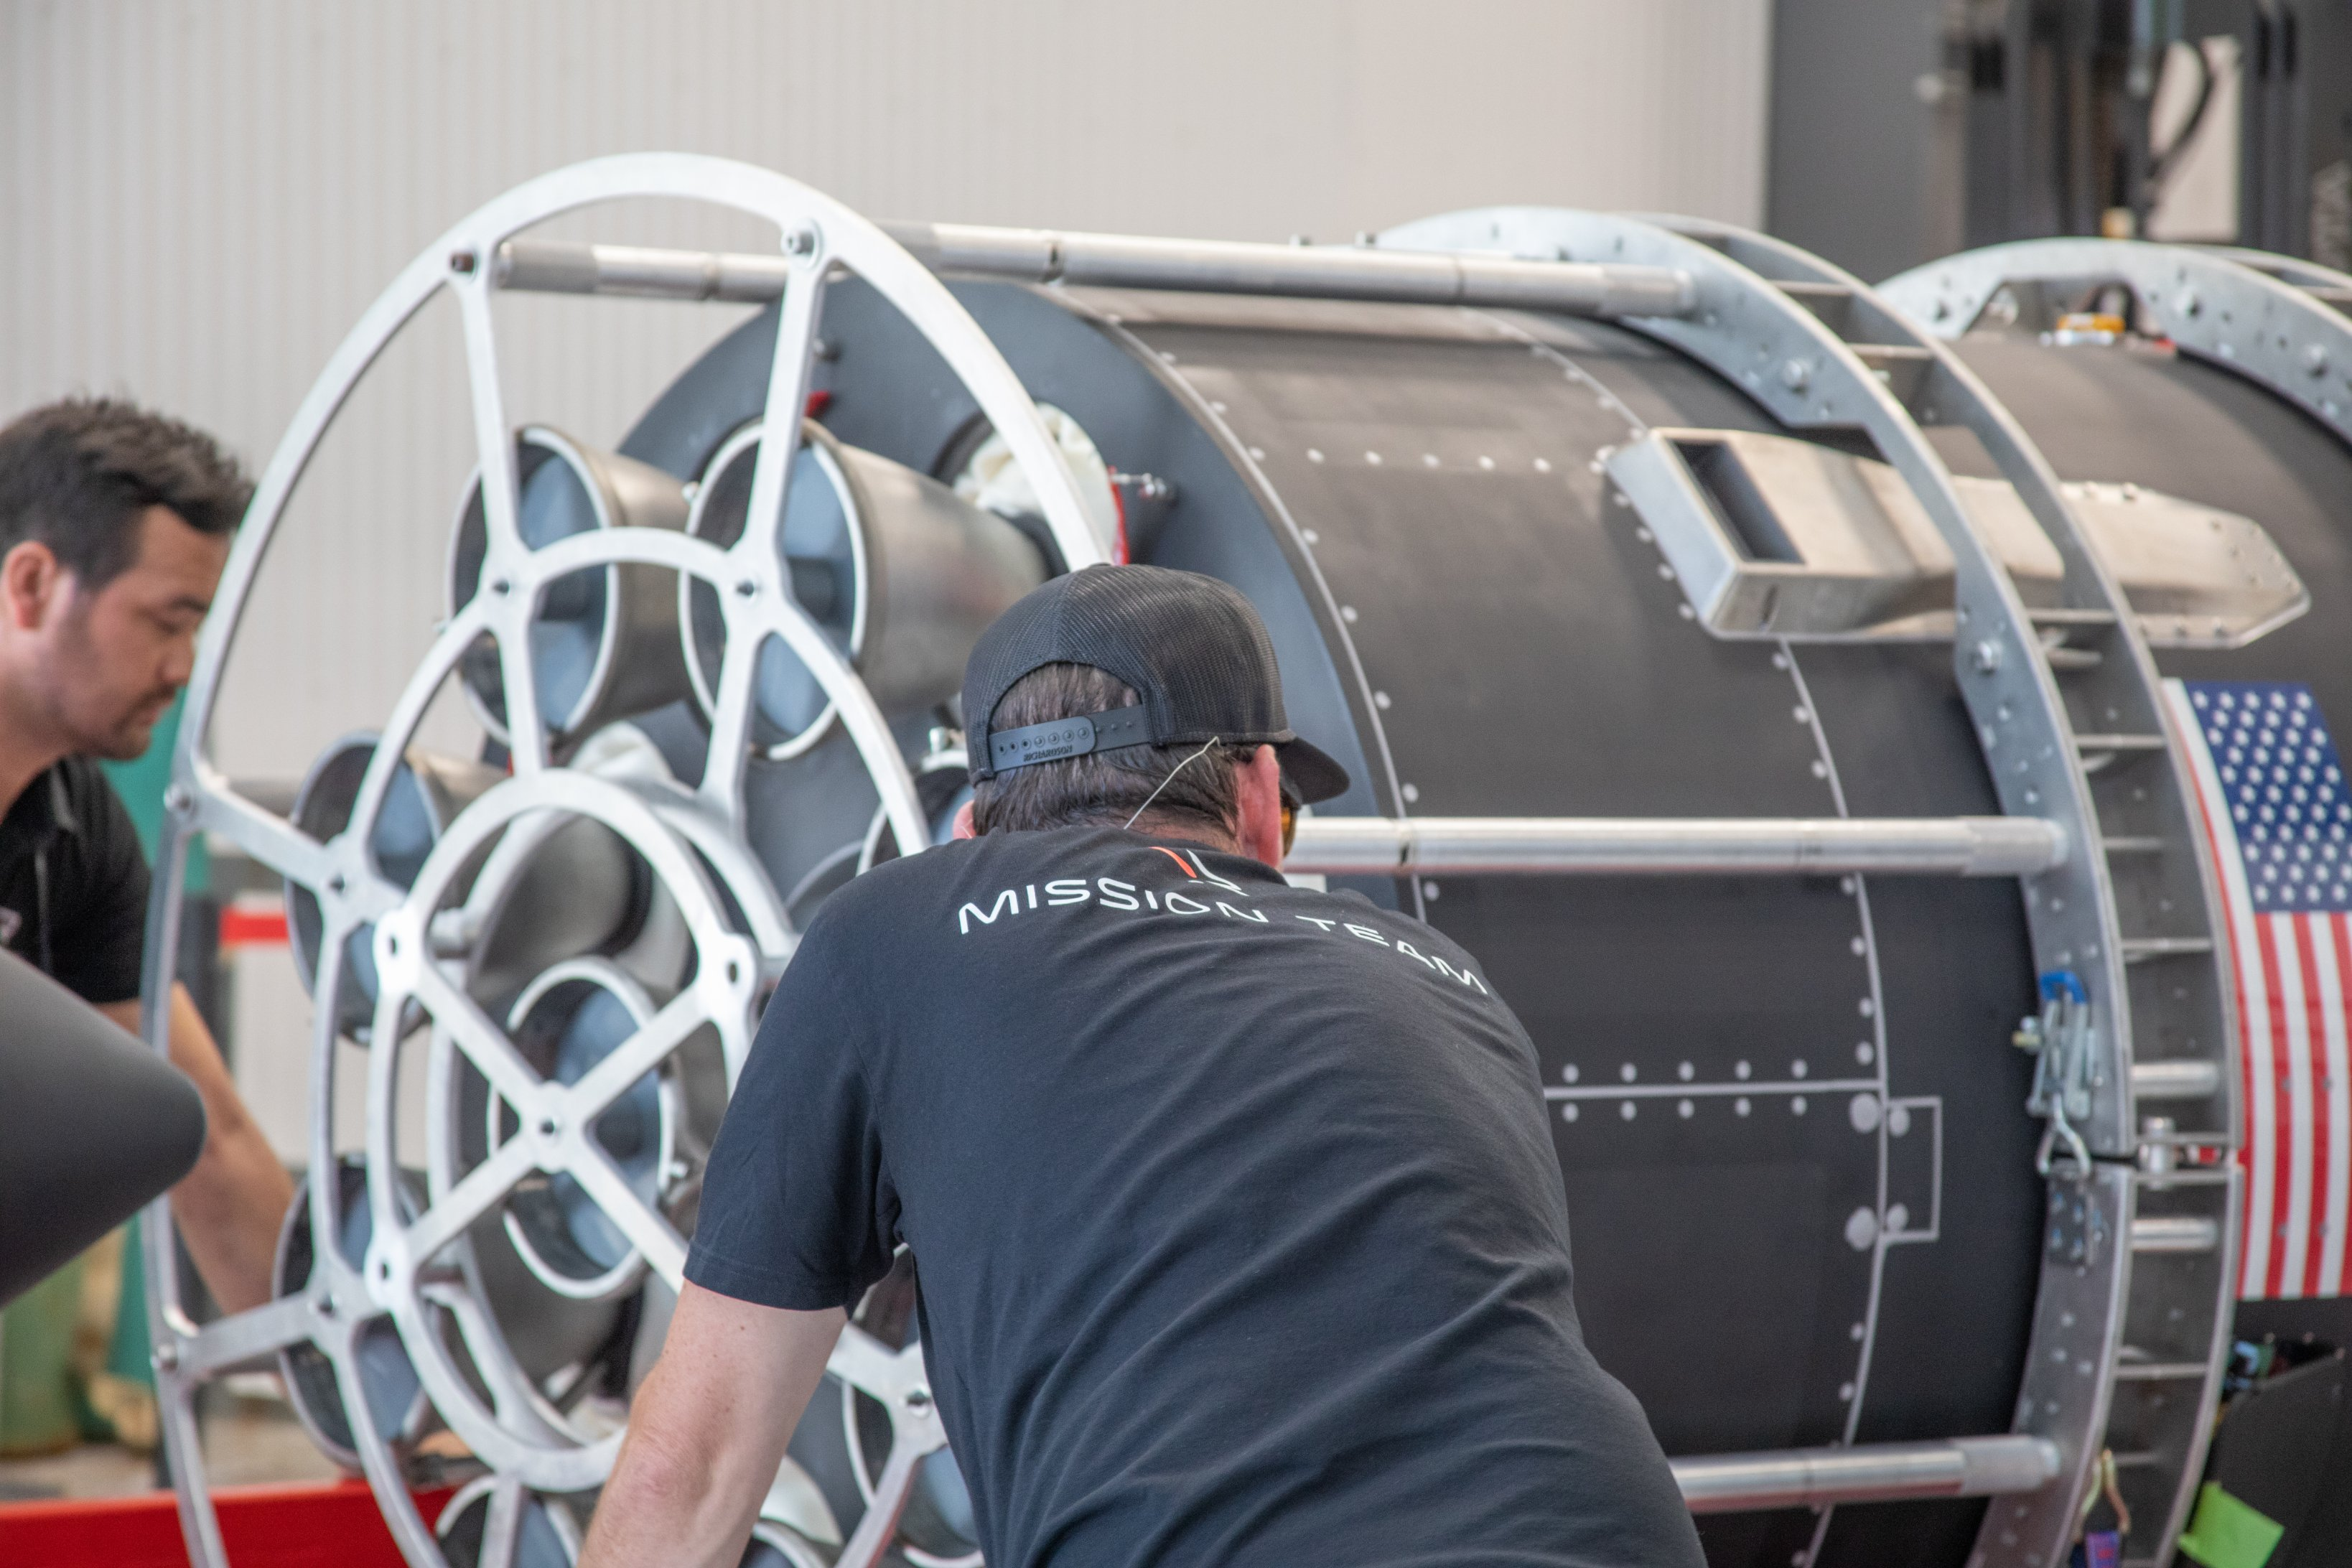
2192;682;2352;913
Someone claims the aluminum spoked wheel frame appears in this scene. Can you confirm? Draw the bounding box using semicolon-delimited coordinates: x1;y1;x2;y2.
139;154;1106;1568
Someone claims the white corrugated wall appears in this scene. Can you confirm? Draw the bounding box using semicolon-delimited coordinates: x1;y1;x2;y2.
3;0;1771;780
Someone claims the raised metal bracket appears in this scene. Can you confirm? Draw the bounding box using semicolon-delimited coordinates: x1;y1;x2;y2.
1607;429;2305;647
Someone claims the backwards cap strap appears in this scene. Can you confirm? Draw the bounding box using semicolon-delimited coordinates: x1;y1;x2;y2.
986;704;1155;775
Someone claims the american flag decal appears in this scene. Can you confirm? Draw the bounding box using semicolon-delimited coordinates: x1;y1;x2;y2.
2167;678;2352;1299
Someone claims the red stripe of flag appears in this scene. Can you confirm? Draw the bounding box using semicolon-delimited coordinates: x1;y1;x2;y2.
2257;913;2295;1297
2323;912;2342;1297
2293;915;2327;1297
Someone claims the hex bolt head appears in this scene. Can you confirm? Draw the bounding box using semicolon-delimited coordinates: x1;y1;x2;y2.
163;782;194;817
2306;345;2330;377
1971;638;2003;674
783;226;818;258
1781;358;1811;392
152;1340;181;1373
449;249;477;275
735;579;758;598
905;1386;933;1412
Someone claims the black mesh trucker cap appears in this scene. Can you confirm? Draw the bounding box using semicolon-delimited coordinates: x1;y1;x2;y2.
963;564;1350;804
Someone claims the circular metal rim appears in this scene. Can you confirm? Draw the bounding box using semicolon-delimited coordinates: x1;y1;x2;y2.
369;767;763;1493
679;419;872;762
433;1473;584;1568
286;729;387;999
151;152;1109;1568
444;426;647;745
490;956;675;1304
267;1157;429;1472
1878;238;2352;458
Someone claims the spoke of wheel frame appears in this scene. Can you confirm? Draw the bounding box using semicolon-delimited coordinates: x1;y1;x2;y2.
155;1377;230;1564
335;1342;452;1568
698;592;765;816
701;251;826;818
419;1282;572;1445
562;988;706;1122
193;787;333;893
826;1323;918;1406
178;1292;321;1380
493;617;551;776
454;274;549;775
454;272;525;567
560;1141;689;1284
400;1134;537;1271
411;961;546;1112
479;1475;526;1568
836;1434;925;1568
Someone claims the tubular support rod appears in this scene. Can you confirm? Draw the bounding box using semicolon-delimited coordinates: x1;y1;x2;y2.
2132;1215;2222;1254
495;239;795;303
494;232;1699;319
883;222;1699;317
1672;1435;2061;1514
1285;814;2067;877
2132;1060;2224;1100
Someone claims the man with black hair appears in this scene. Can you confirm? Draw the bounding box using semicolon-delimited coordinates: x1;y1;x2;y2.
585;564;1702;1567
0;398;291;1312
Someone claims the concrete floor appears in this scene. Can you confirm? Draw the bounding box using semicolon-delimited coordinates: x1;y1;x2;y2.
0;1384;341;1502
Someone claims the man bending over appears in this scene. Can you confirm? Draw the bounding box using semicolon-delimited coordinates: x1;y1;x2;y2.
584;564;1702;1567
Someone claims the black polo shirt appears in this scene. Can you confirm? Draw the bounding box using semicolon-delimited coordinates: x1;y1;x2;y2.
0;758;151;1006
688;825;1702;1568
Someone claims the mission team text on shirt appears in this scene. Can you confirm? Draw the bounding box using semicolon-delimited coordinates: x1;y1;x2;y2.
953;844;1491;994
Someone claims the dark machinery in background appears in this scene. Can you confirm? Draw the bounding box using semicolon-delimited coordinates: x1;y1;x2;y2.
126;156;2352;1568
1770;0;2352;281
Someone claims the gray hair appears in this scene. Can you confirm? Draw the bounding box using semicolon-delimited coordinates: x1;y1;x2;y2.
969;663;1251;838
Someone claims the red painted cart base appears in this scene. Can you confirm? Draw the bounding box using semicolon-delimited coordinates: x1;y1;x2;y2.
0;1480;454;1567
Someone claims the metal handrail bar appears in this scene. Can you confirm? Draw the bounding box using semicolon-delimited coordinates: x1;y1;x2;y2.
1673;1435;2061;1514
493;233;1701;320
1285;814;2066;877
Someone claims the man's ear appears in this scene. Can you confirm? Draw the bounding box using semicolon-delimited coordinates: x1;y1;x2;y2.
952;799;978;839
1235;744;1287;867
0;541;63;634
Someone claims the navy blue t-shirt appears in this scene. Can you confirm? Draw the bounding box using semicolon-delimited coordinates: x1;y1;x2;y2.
686;825;1701;1568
